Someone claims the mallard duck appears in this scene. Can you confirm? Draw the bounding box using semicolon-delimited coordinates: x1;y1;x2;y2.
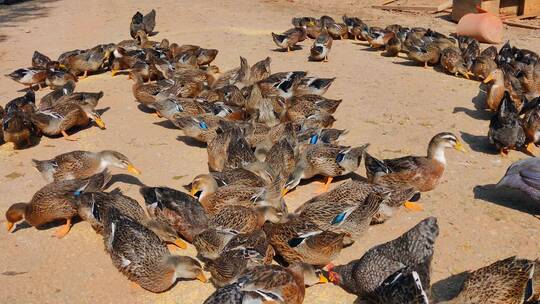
190;175;284;215
52;90;104;112
39;80;76;110
172;113;230;143
4;90;36;115
439;256;537;304
254;71;306;99
192;227;238;260
196;48;219;66
140;186;209;242
30;101;105;141
45;69;78;89
364;132;465;201
129;70;173;106
130;9;156;38
407;39;441;68
440;46;472;79
324;21;348;40
248;57;272;84
326;217;438;299
496;157;540;201
210;204;281;234
283;143;369;194
471;46;498;80
212;56;250;89
2;111;35;149
193;168;268;189
263;216;347;266
309;30;333;62
263;137;297;180
110;47;143;76
521;98;540;150
148;98;204;119
32;150;140;182
458;36;480;70
207;126;257;172
515;61;540;100
342;15;365;40
488;92;530;156
366;29;395;49
295;77;335;96
102;208;206;293
296;191;382;237
286;95;342;121
5;172;109;238
296;127;347;146
204;263;327;304
271;26;307;52
65;44;114;78
5;68;48;88
75;191;187;249
206;230;275;286
32;51;54;69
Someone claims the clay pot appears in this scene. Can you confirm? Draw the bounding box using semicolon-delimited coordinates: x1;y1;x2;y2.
456;13;503;44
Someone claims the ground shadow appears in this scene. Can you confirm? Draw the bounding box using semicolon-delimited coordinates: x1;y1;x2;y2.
271;45;303;52
392;60;424;67
107;173;145;188
453;85;493;120
11;217;82;234
153;119;177;130
431;271;468;302
460;131;497;154
0;0;59;31
176;135;207;148
359;47;382;52
474;184;540;216
137;103;155;114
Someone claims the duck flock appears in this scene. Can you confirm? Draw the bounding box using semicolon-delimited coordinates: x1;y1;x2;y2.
2;9;540;304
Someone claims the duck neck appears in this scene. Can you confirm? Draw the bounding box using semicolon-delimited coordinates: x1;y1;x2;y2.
427;142;447;165
199;179;219;202
6;203;28;223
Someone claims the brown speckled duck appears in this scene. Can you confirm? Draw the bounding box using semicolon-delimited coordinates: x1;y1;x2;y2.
5;172;110;238
32;150;140;182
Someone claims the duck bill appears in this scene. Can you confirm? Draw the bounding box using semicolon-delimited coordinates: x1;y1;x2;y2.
318;273;329;284
6;221;14;232
190;188;199;197
173;238;187;249
94;117;106;129
196;272;207;283
281;188;289;197
454;141;467;153
483;73;494;83
127;164;142;175
111;70;118;77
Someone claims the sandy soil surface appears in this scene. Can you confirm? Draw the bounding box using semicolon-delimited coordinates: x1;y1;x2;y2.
0;0;539;303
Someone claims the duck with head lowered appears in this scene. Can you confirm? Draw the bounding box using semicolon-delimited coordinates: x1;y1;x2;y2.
364;132;466;210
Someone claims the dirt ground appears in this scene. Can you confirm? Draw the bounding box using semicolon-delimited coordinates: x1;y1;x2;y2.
0;0;539;303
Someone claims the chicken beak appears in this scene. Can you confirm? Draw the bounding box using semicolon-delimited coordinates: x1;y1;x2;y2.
127;164;142;175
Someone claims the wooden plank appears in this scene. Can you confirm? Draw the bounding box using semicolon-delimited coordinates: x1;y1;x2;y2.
372;5;439;11
500;0;520;15
503;20;540;28
522;0;540;15
452;0;499;22
436;0;453;12
380;0;398;5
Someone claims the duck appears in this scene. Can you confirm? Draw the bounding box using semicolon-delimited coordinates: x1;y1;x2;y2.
496;157;540;201
271;25;307;52
32;150;141;182
438;256;538;304
49;90;104;112
192;227;239;260
366;28;395;49
190;174;284;215
32;51;56;69
5;67;48;88
406;39;442;68
4;90;36;115
45;69;78;89
255;71;307;99
286;94;342;122
129;70;174;106
488;92;530;156
30;101;106;141
296;190;382;238
323;19;348;40
295;77;335;96
5;172;110;238
140;186;209;243
263;137;297;181
342;15;365;40
196;48;219;67
521;97;540;149
209;204;281;234
364;132;465;200
2;110;36;149
148;97;204;119
192;167;269;188
326;217;438;299
130;9;156;38
309;30;333;62
65;44;114;78
296;127;347;146
102;208;206;293
203;263;327;304
440;46;472;79
207;126;257;172
263;216;348;266
471;46;498;80
74;191;187;249
212;56;250;89
172;113;230;144
283;143;370;194
110;47;143;76
39;80;76;110
483;68;507;111
249;57;272;84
